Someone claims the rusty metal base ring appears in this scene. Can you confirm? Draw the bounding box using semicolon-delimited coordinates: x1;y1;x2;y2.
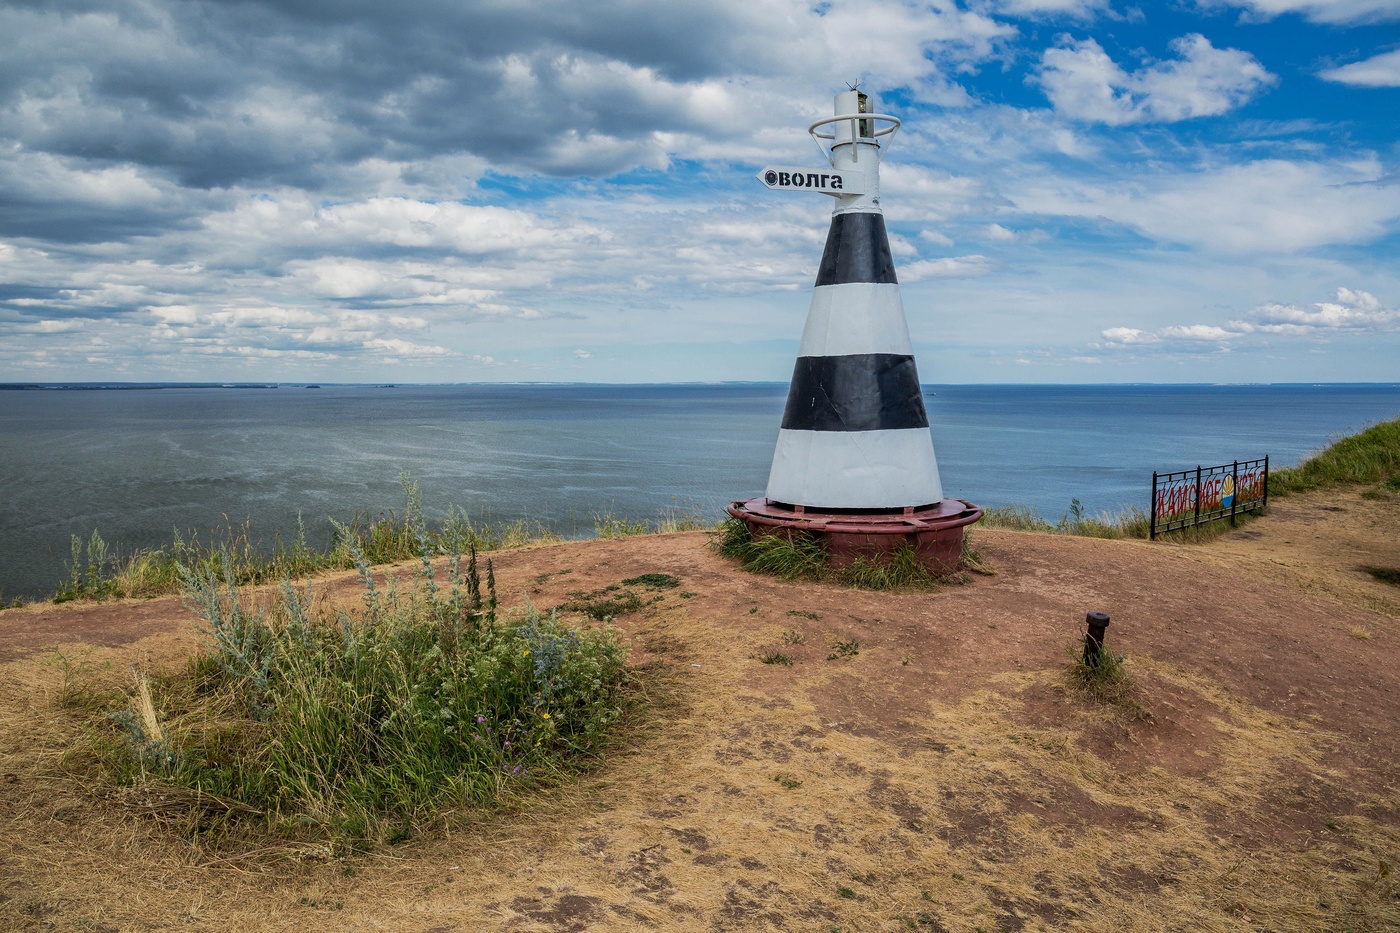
726;497;984;574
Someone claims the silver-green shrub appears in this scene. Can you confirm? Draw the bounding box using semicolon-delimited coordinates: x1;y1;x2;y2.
110;542;631;844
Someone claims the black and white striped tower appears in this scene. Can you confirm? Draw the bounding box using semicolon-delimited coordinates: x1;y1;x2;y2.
730;89;981;572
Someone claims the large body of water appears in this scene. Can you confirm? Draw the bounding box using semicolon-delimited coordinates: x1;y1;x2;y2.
3;382;1399;601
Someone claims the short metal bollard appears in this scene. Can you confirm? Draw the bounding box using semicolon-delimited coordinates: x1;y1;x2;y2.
1083;612;1110;667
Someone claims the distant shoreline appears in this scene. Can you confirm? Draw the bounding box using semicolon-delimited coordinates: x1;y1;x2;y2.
4;381;1399;391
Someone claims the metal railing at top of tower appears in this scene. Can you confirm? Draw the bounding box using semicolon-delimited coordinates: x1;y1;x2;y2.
1149;456;1269;539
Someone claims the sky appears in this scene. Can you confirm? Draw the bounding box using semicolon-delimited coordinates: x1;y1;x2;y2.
1;0;1398;385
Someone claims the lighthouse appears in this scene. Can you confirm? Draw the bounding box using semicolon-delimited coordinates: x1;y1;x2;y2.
729;89;981;572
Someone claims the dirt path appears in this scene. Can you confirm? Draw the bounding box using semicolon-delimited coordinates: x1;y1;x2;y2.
2;489;1398;932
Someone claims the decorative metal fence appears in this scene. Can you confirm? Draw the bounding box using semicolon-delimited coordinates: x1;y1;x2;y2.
1150;456;1269;540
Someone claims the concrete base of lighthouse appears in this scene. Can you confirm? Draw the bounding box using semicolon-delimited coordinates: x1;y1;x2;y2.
726;497;984;575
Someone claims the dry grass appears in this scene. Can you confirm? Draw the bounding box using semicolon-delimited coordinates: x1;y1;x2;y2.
3;510;1399;932
4;642;1395;932
1188;486;1400;623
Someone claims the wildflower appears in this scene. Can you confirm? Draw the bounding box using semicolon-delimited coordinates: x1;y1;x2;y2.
541;712;551;719
503;741;511;748
476;715;486;723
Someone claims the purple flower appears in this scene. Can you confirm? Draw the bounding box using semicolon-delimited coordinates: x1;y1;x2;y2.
476;715;486;723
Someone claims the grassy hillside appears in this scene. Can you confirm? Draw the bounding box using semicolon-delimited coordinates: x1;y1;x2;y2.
1271;416;1400;496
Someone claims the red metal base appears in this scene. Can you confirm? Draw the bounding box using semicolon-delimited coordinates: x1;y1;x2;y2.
726;497;984;574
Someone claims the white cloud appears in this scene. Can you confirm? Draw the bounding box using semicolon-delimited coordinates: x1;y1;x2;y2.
1100;288;1398;349
306;198;587;256
141;296;469;363
816;0;1015;94
900;255;993;280
1160;323;1239;341
986;0;1110;18
1100;327;1156;344
1037;34;1276;124
293;260;399;300
0;153;165;208
364;338;455;359
881;164;984;223
0;319;88;335
147;306;198;325
1012;157;1400;254
1319;48;1400;87
573;348;593;358
1201;0;1400;25
1233;287;1398;334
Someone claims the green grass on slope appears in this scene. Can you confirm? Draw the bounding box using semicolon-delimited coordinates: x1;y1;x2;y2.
1270;417;1400;496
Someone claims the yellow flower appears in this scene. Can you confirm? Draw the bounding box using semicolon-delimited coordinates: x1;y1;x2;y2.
541;712;551;719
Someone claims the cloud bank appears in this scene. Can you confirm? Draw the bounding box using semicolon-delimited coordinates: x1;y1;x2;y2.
1;0;1396;383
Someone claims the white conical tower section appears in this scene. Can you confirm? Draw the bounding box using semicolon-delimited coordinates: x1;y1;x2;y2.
765;90;943;510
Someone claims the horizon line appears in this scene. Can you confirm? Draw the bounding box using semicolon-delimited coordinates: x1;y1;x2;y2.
4;380;1400;390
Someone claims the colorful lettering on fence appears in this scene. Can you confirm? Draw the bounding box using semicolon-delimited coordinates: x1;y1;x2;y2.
1150;458;1269;538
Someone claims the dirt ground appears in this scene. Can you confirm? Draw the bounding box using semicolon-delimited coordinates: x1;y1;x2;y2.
2;486;1398;932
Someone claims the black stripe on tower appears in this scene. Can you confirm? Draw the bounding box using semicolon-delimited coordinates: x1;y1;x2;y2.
781;354;929;432
815;213;897;286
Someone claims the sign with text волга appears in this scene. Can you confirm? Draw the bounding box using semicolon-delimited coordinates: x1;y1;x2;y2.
756;166;868;196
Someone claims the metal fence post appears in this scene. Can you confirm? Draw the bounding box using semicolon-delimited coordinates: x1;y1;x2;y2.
1263;454;1269;509
1150;472;1158;540
1193;465;1202;530
1230;460;1239;527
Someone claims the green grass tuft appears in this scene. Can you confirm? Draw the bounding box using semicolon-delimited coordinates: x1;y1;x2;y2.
712;519;828;580
710;517;963;590
827;640;860;661
593;514;653;538
80;542;633;848
556;575;683;621
593;508;711;539
1066;638;1147;716
1271;417;1400;496
979;504;1054;532
979;499;1150;540
621;573;681;589
560;590;645;621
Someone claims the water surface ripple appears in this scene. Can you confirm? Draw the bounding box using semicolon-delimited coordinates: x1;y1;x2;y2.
3;383;1397;600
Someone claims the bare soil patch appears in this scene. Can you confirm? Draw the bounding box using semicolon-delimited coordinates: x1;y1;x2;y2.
2;488;1398;931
